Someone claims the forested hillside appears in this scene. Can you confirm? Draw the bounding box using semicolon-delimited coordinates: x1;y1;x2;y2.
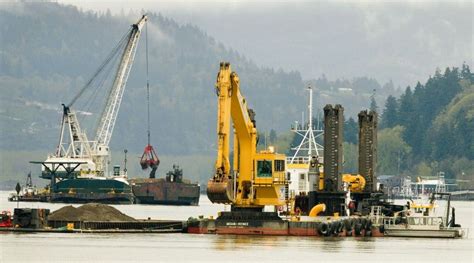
376;65;473;187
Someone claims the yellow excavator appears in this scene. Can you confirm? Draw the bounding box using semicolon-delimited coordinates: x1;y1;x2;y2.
207;62;288;210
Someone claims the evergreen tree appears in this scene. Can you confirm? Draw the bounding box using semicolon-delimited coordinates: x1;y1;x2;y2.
461;63;473;81
344;117;358;144
398;86;414;129
381;95;398;129
370;95;378;112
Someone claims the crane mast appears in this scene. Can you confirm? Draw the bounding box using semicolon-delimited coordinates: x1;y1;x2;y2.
53;15;147;177
207;62;288;210
57;104;92;159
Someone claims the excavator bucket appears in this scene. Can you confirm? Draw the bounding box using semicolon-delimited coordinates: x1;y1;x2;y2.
207;176;234;204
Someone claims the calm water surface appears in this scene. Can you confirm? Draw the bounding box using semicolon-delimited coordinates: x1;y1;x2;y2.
0;191;472;262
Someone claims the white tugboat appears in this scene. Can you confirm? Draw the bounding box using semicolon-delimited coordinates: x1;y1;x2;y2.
374;193;465;238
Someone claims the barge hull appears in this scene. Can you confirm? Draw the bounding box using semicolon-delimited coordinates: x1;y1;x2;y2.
187;220;383;237
384;229;462;238
50;178;134;204
130;178;200;206
50;193;134;204
188;212;382;237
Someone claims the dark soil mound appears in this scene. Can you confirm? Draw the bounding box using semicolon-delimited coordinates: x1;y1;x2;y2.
48;203;136;222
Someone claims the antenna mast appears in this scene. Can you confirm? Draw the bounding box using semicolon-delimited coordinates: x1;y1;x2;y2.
289;86;324;163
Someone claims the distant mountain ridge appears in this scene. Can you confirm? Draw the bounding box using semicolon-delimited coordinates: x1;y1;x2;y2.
0;2;397;155
0;2;305;154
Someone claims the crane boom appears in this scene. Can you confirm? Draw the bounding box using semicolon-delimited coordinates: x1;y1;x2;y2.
95;15;147;146
51;15;148;177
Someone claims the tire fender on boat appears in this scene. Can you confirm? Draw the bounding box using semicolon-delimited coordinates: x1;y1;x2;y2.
365;220;372;230
344;219;353;236
336;221;344;233
328;222;338;236
343;219;351;231
318;222;329;236
361;218;368;230
354;223;362;236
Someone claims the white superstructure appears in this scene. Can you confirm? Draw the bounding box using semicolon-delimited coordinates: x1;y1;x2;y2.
286;86;324;195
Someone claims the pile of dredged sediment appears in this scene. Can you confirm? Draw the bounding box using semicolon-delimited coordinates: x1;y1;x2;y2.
48;203;136;222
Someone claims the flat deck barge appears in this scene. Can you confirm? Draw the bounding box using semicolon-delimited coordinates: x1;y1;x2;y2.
187;212;383;237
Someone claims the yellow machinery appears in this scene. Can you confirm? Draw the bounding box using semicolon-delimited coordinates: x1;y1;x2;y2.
342;174;366;192
308;203;326;217
309;156;366;193
207;62;287;209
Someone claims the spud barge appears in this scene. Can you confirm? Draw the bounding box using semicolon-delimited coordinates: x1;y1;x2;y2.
187;212;383;237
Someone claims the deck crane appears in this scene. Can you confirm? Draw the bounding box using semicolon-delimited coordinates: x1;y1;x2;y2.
207;62;288;210
43;15;148;179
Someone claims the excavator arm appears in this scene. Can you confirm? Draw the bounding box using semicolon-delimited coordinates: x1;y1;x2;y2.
207;63;237;204
207;62;287;208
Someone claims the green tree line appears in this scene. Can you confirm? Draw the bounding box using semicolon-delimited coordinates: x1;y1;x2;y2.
377;64;473;187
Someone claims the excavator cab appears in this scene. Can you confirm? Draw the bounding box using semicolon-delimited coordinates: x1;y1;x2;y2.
252;151;287;206
254;152;286;184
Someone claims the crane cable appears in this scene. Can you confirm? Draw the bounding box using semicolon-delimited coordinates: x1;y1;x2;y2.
139;20;160;177
68;29;131;108
146;21;151;146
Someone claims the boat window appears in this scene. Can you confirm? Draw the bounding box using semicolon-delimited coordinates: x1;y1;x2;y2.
274;160;285;171
257;160;272;177
113;166;120;176
300;173;305;180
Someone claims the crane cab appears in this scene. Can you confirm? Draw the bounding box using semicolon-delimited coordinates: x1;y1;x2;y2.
252;150;288;206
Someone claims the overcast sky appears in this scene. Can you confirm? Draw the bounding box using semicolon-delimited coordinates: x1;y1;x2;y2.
58;0;473;88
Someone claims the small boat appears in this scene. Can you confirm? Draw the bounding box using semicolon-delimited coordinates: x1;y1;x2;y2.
8;172;47;202
380;193;464;238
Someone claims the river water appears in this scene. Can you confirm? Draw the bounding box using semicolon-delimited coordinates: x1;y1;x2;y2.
0;191;472;262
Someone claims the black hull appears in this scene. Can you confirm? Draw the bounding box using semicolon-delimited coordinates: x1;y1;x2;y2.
50;193;134;204
134;196;199;206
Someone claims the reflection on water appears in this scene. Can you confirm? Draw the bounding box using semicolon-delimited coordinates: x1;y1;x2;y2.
0;192;472;262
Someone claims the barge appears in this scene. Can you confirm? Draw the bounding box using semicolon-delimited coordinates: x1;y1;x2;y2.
187;212;383;237
0;205;185;234
130;165;200;205
188;193;464;238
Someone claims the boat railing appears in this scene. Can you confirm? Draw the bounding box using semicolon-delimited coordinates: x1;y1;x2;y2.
383;215;446;229
369;206;384;225
407;216;444;227
286;156;310;164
